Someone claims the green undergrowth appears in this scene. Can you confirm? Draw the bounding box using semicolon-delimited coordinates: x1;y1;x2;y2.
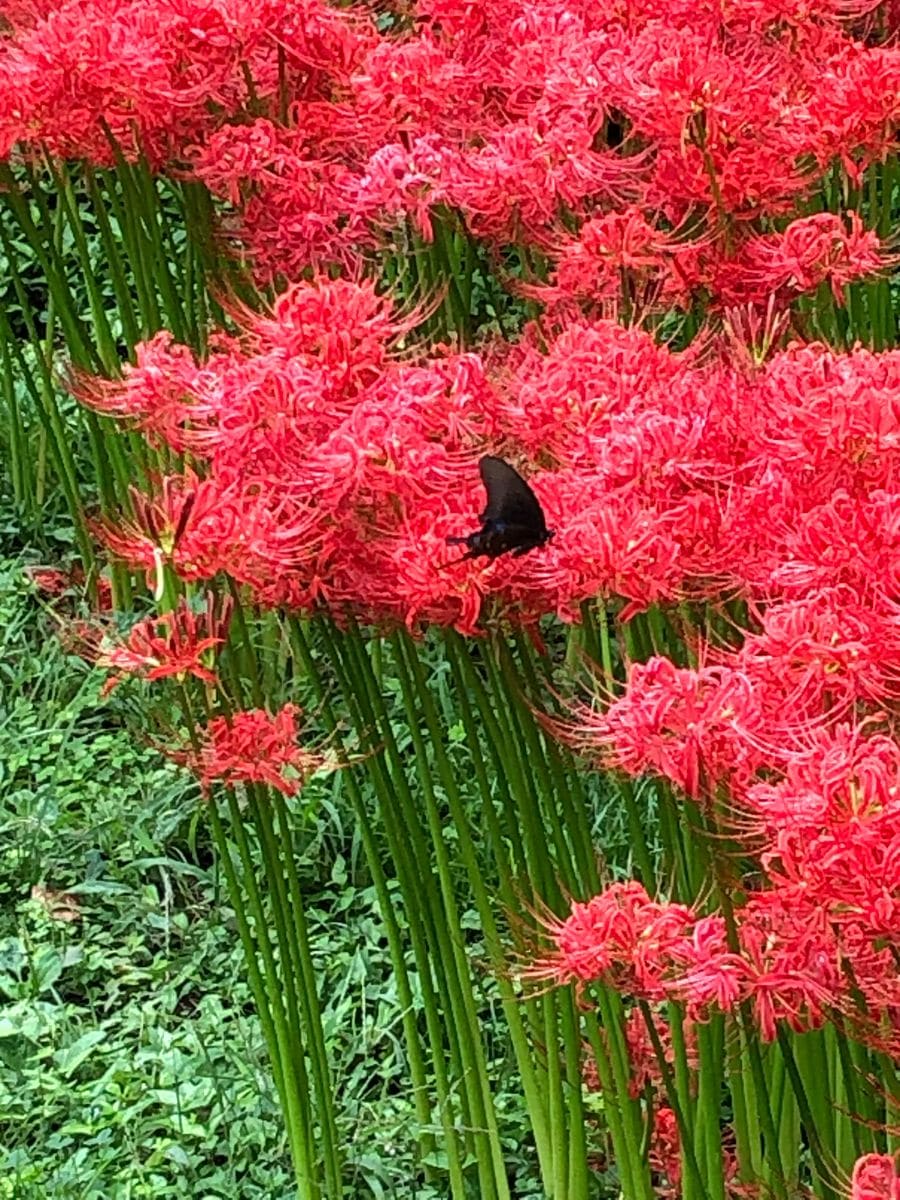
2;553;606;1199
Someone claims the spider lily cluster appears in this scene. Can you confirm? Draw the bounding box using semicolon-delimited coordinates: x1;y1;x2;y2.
6;0;900;1196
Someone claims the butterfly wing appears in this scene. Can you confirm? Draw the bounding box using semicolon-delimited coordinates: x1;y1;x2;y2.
445;456;554;561
478;456;549;535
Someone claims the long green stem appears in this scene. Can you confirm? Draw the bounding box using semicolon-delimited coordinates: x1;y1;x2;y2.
285;617;438;1173
225;787;320;1197
270;788;343;1196
318;621;470;1195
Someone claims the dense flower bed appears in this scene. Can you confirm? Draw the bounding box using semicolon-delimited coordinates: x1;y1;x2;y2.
6;1;900;1193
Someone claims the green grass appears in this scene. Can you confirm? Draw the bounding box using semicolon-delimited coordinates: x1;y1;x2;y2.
0;558;293;1197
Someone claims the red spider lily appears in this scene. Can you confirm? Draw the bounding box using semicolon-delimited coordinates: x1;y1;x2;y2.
528;881;698;998
92;594;233;694
25;563;114;611
748;721;900;831
668;915;747;1017
0;0;374;166
500;318;689;461
623;1005;697;1100
647;1105;682;1198
99;469;323;593
4;0;897;340
794;42;900;183
168;703;334;797
98;472;220;583
3;0;897;309
685;895;842;1039
249;276;408;377
188;121;377;281
535;879;849;1039
72;332;201;450
349;135;450;242
543;208;696;312
713;213;894;308
642;1101;748;1200
571;657;766;801
351;33;483;132
851;1154;900;1200
765;489;900;602
734;592;900;716
585;1005;699;1104
441;115;642;244
25;566;72;595
76;284;900;643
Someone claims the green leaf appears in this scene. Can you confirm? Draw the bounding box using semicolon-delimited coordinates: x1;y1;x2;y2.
31;947;63;994
53;1029;109;1076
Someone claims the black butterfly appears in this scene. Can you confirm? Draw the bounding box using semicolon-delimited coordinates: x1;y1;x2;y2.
447;456;555;561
